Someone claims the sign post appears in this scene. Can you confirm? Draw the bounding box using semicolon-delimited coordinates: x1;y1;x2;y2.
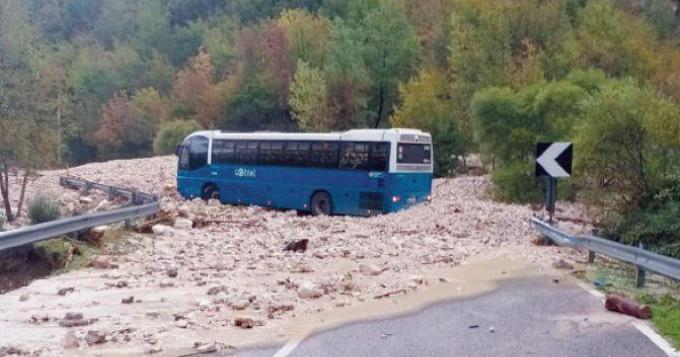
535;142;572;223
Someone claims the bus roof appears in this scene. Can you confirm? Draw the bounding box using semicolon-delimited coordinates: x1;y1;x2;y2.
186;128;430;143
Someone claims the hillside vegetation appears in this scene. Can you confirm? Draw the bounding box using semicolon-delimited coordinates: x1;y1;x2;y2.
1;0;680;254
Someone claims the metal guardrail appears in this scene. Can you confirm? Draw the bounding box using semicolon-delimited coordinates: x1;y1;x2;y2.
531;217;680;288
0;178;159;252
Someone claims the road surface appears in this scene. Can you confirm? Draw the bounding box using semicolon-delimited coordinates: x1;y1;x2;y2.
220;277;672;357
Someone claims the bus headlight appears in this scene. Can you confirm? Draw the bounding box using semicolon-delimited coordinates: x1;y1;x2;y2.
392;196;400;203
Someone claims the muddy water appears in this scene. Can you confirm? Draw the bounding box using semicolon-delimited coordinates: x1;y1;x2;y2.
170;247;548;356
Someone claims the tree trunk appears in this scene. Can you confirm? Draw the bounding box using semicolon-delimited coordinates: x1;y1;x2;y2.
15;170;29;219
0;165;14;222
374;86;385;129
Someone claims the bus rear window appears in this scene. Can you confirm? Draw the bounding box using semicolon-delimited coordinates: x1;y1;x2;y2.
397;144;431;165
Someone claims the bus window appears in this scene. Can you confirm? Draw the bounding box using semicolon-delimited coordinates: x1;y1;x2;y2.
259;141;284;165
397;143;432;164
283;141;309;166
310;142;338;168
368;143;389;171
340;142;370;170
212;140;235;164
188;136;209;170
178;142;190;170
234;141;258;164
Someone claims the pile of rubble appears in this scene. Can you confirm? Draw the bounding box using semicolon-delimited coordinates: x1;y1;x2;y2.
0;156;588;355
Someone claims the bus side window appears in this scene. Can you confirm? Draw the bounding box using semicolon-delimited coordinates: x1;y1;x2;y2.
340;142;369;170
311;142;337;169
189;136;209;170
369;143;389;171
296;141;311;166
212;140;234;164
246;141;259;164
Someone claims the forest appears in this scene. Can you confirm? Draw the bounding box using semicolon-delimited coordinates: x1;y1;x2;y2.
1;0;680;255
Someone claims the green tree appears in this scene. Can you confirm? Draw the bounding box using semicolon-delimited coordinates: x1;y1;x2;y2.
153;120;202;155
574;78;680;213
289;60;332;131
392;69;463;176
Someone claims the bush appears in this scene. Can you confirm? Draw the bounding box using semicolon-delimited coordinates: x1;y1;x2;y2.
606;179;680;258
28;195;61;225
0;212;5;231
491;162;544;203
491;161;574;203
153;120;202;155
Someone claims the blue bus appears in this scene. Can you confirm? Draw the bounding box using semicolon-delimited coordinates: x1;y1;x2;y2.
176;129;433;216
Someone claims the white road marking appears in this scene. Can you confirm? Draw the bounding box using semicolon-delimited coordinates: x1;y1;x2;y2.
272;337;304;357
576;282;679;356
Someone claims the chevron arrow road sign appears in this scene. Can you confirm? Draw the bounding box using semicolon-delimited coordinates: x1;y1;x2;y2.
535;142;572;178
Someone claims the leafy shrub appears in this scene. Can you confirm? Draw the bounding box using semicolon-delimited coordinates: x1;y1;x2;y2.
491;162;544;203
153;120;202;155
28;195;61;225
606;179;680;258
492;161;575;203
0;212;5;231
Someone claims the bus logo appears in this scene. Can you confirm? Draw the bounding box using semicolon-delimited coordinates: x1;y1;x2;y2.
234;168;256;178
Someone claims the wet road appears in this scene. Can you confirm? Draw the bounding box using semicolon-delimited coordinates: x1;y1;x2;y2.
220;277;672;357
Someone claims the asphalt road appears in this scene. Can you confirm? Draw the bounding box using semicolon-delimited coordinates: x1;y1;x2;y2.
221;277;669;357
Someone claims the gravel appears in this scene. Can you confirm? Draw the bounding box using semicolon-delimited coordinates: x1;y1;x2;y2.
0;156;588;355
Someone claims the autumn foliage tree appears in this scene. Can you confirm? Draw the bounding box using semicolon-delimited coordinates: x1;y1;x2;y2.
289;60;332;131
93;93;153;159
175;51;223;128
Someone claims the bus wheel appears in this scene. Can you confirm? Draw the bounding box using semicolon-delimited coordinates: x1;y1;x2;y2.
202;184;220;201
311;191;332;216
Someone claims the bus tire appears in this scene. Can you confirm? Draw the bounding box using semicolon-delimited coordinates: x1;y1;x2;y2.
202;184;220;201
310;191;332;216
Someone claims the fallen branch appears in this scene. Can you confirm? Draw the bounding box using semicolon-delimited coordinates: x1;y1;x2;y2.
374;288;408;300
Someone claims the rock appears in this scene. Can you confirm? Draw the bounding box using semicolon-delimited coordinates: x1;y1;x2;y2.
359;264;382;276
30;314;49;324
63;331;80;349
159;280;175;288
297;281;323;299
231;299;250;310
116;280;128;288
64;312;83;321
19;293;29;302
409;275;426;285
59;319;94;328
195;298;211;310
284;239;309;253
553;259;574;270
57;287;75;296
91;256;113;269
206;286;225;295
121;296;134;304
234;317;255;329
152;224;172;235
174;218;194;230
166;268;178;278
489;326;495;333
144;345;162;354
194;342;217;353
94;200;112;211
175;319;189;329
84;330;105;345
146;312;160;319
79;197;94;205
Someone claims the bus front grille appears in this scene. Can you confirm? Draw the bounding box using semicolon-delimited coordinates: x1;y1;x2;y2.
360;192;384;211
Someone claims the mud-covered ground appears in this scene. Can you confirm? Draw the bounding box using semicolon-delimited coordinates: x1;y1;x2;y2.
0;156;588;356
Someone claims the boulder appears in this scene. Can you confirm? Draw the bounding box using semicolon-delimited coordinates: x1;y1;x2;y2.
297;281;323;299
359;264;382;276
63;331;79;349
174;218;194;230
84;331;105;345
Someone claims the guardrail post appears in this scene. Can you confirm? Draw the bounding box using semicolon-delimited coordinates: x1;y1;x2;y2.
587;250;596;264
635;267;646;288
